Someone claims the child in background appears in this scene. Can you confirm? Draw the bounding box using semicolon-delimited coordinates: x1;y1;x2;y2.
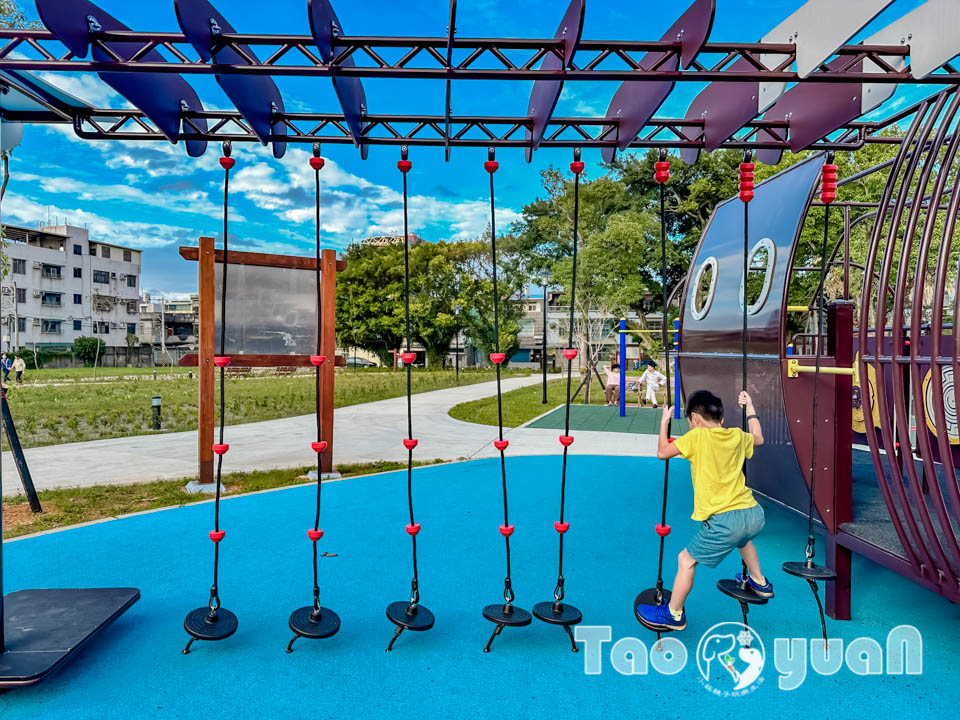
636;390;772;631
638;363;666;408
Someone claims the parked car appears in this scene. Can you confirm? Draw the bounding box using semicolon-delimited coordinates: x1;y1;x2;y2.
345;357;377;368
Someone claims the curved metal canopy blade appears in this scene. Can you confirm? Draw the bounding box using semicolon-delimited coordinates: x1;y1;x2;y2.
175;0;286;158
36;0;208;157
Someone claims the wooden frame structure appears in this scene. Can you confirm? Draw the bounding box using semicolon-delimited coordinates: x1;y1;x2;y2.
179;238;345;479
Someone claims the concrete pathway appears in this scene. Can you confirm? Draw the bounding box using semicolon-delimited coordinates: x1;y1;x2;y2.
2;374;655;496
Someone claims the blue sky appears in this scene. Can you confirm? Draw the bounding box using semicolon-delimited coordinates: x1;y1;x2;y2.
3;0;932;295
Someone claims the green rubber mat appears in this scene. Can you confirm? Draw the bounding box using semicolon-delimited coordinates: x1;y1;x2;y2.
526;405;689;435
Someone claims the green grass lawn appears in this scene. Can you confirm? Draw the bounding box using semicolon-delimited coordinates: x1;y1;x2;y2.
3;368;529;450
1;459;451;539
448;378;669;427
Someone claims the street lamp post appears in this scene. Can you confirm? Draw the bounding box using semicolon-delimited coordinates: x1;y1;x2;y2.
453;303;462;381
539;270;552;404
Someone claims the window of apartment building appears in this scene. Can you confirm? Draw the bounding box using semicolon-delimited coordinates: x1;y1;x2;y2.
74;293;82;305
12;258;25;275
41;292;62;307
73;244;82;255
127;323;137;336
101;246;111;259
41;319;62;335
127;275;137;288
123;250;132;262
73;320;82;331
41;264;62;279
15;288;26;304
93;270;110;284
89;244;97;256
94;321;110;334
521;318;535;336
17;317;26;332
74;267;82;279
126;301;137;314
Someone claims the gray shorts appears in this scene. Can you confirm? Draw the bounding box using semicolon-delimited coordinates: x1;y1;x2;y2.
686;504;765;568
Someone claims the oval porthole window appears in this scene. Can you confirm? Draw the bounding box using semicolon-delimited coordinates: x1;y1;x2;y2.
740;238;776;315
690;256;718;321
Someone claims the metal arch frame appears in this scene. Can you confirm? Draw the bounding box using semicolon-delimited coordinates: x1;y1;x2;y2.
0;30;949;83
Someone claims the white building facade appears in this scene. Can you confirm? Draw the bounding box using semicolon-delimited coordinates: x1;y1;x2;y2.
1;224;142;350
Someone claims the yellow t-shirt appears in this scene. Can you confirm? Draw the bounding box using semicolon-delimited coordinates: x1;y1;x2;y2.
672;426;757;521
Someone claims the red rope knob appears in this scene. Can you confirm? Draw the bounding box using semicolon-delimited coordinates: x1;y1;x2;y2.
213;356;231;368
310;355;327;366
406;523;421;536
559;435;574;447
563;348;578;360
219;157;235;171
310;157;325;171
570;161;585;175
485;160;499;174
554;521;570;534
311;441;328;453
401;352;417;364
494;439;509;451
739;162;755;203
213;444;229;455
209;530;226;543
489;352;506;365
821;163;838;204
307;529;324;541
398;160;412;173
499;524;514;537
655;160;670;184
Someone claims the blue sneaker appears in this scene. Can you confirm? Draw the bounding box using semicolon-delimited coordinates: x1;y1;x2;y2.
636;602;686;631
736;573;774;598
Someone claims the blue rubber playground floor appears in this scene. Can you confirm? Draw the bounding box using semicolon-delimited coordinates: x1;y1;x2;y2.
2;455;958;718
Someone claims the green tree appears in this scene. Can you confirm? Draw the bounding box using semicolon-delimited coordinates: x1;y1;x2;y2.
73;336;105;365
335;242;405;365
0;1;39;29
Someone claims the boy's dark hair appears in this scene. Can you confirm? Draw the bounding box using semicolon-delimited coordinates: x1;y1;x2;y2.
686;390;723;423
611;363;620;369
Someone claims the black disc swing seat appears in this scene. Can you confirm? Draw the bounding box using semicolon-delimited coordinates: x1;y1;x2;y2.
385;147;435;652
183;142;239;655
533;148;587;653
480;147;533;653
780;157;840;644
633;151;679;639
286;144;340;653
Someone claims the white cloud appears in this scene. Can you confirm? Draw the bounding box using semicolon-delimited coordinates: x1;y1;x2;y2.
1;193;197;250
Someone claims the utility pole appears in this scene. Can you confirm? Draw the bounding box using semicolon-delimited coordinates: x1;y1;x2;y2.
539;270;552;404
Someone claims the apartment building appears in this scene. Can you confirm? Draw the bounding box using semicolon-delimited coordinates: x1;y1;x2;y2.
1;224;142;350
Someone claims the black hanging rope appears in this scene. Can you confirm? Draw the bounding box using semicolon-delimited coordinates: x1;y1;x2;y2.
211;141;234;612
553;148;584;605
653;150;672;603
485;148;515;605
401;147;419;607
311;143;326;612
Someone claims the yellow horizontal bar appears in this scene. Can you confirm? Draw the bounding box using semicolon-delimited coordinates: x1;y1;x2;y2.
787;358;855;378
619;329;672;334
786;305;811;312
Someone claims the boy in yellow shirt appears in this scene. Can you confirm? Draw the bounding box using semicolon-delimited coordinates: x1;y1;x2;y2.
636;390;771;632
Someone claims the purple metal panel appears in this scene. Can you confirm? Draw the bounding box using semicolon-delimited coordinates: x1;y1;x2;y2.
600;0;714;163
35;0;208;157
755;58;864;165
678;57;758;165
679;156;823;514
308;0;368;159
524;0;585;161
175;0;287;158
